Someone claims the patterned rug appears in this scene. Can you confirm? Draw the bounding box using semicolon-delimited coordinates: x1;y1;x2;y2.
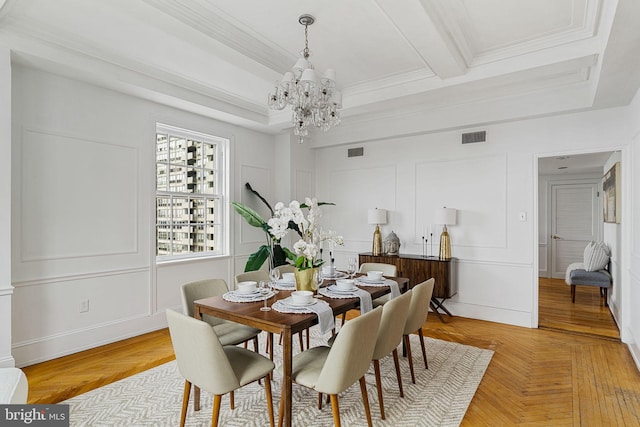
63;330;493;426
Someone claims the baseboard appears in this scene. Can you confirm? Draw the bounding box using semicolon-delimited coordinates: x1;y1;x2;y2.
627;341;640;372
439;301;533;328
12;308;176;368
0;355;16;368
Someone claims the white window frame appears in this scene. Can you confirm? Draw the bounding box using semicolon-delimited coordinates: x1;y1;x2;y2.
155;123;229;261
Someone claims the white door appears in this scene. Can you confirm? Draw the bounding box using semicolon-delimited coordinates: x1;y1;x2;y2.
550;183;599;278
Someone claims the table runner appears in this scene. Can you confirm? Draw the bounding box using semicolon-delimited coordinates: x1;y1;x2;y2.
272;299;335;334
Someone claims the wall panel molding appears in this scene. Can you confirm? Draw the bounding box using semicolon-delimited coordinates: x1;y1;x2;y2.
415;154;508;248
19;128;138;261
12;266;151;288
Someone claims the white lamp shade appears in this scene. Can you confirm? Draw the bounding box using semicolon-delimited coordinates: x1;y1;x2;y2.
321;69;336;87
292;58;310;78
435;207;456;225
300;68;318;85
368;208;387;225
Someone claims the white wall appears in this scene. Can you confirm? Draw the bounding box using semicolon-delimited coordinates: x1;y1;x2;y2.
626;89;640;365
9;65;278;366
315;108;629;328
0;47;14;367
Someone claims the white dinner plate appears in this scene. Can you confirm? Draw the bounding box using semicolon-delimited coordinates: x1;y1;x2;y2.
277;280;296;286
324;272;348;279
233;290;261;297
280;297;317;308
357;277;386;284
327;285;357;294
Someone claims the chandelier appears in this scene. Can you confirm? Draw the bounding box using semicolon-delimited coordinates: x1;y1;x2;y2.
268;14;342;143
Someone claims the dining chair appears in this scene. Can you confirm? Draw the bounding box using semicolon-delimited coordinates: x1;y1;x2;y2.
279;306;383;427
360;263;398;308
275;264;296;274
235;270;308;353
359;262;397;276
403;278;435;383
166;309;275;427
181;278;260;351
371;289;412;419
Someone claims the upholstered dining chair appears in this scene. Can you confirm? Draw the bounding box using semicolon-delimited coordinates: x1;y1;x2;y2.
235;270;308;352
371;290;413;419
279;306;383;427
359;262;397;276
181;278;260;350
166;309;275;427
234;270;269;287
360;263;398;308
275;264;296;274
403;278;435;383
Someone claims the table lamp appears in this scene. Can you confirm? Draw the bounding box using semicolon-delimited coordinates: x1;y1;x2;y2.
368;208;387;256
435;207;456;260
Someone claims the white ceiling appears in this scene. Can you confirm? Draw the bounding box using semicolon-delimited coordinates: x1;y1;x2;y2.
1;0;640;144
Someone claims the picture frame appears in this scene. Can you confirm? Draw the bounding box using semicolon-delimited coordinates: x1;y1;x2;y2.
603;162;621;223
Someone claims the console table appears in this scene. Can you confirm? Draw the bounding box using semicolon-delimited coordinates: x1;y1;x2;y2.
359;252;456;321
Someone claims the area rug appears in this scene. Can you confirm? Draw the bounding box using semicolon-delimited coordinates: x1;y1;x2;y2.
63;330;493;426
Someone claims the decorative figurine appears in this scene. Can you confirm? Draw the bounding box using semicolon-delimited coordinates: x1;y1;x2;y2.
383;231;401;255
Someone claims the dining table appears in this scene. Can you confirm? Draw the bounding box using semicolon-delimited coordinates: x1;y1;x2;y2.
193;273;409;427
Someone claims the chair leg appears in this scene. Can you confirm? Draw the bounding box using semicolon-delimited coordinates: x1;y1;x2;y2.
404;334;416;384
180;380;191;427
229;390;234;410
603;287;609;307
418;329;428;369
392;349;404;398
264;374;275;427
329;394;341;427
373;359;385;419
194;386;201;411
298;331;304;351
359;376;373;427
306;328;310;349
571;284;576;303
318;393;323;410
212;394;222;427
278;387;284;427
341;312;347;326
253;336;259;353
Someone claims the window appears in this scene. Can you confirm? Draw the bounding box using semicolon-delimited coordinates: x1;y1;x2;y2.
155;124;228;259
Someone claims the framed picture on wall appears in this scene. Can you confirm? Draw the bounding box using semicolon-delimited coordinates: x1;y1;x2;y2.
603;162;621;223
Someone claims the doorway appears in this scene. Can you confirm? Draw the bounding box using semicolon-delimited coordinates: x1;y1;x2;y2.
537;152;619;338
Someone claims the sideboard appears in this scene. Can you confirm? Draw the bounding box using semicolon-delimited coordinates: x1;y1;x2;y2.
358;252;457;320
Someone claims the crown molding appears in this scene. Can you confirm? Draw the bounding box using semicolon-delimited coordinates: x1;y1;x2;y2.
141;0;295;75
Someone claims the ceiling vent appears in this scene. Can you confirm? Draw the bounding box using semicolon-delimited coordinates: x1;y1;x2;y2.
461;131;486;144
347;147;364;157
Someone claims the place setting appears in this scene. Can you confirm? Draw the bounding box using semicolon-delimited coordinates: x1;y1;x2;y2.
271;270;298;291
272;290;335;334
355;270;401;299
319;278;373;313
222;280;275;304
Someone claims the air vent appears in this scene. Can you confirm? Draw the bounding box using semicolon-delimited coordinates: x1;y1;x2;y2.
461;131;486;144
347;147;364;157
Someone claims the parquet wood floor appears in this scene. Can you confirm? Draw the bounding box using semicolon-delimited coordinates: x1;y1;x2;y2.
22;280;639;425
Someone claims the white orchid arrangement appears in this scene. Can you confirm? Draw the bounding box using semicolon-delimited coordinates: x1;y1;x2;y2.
268;198;343;270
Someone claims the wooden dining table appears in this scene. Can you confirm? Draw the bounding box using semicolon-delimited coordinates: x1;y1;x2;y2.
193;274;409;427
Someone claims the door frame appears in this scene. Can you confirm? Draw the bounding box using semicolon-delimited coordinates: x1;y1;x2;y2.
532;147;628;338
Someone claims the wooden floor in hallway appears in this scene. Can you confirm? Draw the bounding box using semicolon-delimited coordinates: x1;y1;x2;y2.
538;277;620;340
